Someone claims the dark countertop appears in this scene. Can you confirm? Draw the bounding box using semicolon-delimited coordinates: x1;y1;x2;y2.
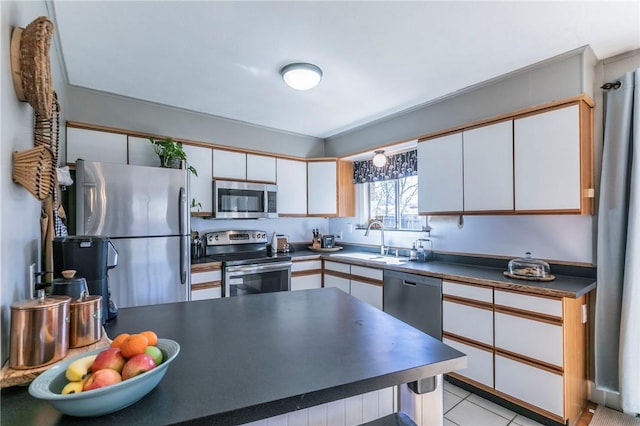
1;288;466;425
291;248;595;299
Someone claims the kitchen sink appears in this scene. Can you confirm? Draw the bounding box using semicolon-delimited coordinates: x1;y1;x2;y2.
330;252;409;264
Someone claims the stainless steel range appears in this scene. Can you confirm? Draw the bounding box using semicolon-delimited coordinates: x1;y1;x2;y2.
203;230;292;297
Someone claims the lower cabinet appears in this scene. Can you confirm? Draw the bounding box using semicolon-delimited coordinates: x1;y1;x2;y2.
291;258;322;291
191;263;222;301
443;337;493;389
443;280;589;425
323;261;383;309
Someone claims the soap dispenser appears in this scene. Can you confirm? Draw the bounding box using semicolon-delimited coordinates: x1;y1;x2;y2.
409;243;417;261
417;242;425;263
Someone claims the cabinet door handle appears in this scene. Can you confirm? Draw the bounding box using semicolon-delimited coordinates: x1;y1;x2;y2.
403;280;418;286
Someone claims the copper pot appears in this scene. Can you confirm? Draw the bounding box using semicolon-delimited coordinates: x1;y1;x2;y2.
69;295;102;348
9;292;71;369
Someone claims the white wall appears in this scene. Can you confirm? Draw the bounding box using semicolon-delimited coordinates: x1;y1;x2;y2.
0;1;66;363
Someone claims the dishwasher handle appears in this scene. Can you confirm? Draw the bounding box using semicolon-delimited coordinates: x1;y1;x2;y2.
384;270;442;289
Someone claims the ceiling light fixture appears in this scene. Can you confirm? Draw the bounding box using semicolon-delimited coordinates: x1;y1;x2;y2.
280;63;323;90
372;150;387;168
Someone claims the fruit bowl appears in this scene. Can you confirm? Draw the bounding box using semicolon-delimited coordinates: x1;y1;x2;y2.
28;338;179;417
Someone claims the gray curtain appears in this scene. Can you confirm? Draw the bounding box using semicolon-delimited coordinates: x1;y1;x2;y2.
595;69;640;414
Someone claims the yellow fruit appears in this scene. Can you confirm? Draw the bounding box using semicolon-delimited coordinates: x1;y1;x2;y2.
61;381;84;394
65;354;97;382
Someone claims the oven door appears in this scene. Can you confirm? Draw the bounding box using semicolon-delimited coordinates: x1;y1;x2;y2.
224;261;292;297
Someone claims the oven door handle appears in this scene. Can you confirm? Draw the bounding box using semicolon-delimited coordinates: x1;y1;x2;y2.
225;262;292;275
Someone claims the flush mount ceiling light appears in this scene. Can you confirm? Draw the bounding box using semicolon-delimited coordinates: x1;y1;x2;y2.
372;150;387;168
280;63;323;90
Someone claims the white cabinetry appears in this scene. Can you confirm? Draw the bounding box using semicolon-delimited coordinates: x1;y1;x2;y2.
442;281;494;388
191;263;222;301
307;160;337;216
323;261;350;294
418;132;463;213
128;136;160;167
276;158;307;215
213;149;246;180
463;121;514;212
291;258;322;291
323;261;383;310
66;127;127;165
350;265;383;310
417;98;593;215
246;154;276;183
183;144;213;215
514;104;581;212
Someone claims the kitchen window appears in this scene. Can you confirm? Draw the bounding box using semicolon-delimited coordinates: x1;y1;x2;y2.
353;149;424;231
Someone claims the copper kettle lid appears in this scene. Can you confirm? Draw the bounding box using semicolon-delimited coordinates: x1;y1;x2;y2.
11;293;71;310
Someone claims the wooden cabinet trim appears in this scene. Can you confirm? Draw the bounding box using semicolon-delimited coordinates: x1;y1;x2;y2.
350;276;383;287
323;270;351;281
190;263;222;273
191;281;222;291
443;294;493;311
494;305;562;326
495;348;563;375
292;269;322;278
443;332;494;353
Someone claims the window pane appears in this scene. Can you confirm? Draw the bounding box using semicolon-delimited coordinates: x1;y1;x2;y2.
368;176;422;230
369;181;396;228
398;176;421;229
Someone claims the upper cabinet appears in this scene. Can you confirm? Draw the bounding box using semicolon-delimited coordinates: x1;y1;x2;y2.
277;158;307;216
418;132;464;214
514;104;590;214
308;160;337;215
212;149;246;180
66;127;127;165
463;120;514;212
418;97;594;216
128;136;160;167
246;154;276;183
183;144;213;215
308;160;355;217
212;150;276;183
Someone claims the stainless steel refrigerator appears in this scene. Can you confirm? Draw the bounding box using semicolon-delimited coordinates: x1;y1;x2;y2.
75;160;190;308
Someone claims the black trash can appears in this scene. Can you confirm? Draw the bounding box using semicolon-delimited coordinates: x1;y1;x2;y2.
53;236;118;324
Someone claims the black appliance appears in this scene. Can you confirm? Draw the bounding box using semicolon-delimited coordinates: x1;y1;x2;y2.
53;235;119;323
203;230;291;297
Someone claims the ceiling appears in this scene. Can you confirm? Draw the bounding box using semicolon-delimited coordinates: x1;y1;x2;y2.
50;1;640;139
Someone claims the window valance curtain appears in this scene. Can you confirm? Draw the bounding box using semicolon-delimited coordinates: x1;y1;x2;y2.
353;149;418;184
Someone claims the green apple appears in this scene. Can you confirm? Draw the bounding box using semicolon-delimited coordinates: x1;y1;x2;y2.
144;345;163;365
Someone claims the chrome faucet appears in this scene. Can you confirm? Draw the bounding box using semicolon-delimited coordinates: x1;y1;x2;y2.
365;220;386;255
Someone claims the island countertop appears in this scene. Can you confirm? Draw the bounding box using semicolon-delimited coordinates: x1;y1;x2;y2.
1;288;466;425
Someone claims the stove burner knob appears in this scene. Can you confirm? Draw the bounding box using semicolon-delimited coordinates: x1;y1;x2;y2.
214;235;219;241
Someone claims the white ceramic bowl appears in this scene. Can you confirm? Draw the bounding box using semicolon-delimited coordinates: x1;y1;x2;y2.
29;338;179;417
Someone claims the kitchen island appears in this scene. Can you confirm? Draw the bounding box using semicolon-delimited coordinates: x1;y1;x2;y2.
1;288;466;425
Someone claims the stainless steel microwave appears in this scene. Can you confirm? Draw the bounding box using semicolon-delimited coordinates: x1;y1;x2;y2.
213;180;278;219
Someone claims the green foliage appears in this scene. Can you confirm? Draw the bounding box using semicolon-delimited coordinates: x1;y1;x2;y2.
149;137;198;176
190;198;202;212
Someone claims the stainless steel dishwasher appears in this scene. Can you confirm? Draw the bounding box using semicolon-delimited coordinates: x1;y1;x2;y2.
383;270;442;340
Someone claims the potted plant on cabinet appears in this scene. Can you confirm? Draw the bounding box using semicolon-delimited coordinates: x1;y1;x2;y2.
149;137;197;176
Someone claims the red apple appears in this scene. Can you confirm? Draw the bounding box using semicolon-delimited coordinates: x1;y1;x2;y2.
121;353;156;380
83;368;122;391
91;348;126;373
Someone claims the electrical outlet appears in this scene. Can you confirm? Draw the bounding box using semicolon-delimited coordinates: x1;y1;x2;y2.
29;263;37;294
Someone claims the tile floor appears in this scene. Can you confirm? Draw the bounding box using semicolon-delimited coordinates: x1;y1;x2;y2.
443;381;544;426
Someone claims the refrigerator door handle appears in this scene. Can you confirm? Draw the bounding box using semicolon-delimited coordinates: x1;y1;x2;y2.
179;186;187;236
180;236;188;285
